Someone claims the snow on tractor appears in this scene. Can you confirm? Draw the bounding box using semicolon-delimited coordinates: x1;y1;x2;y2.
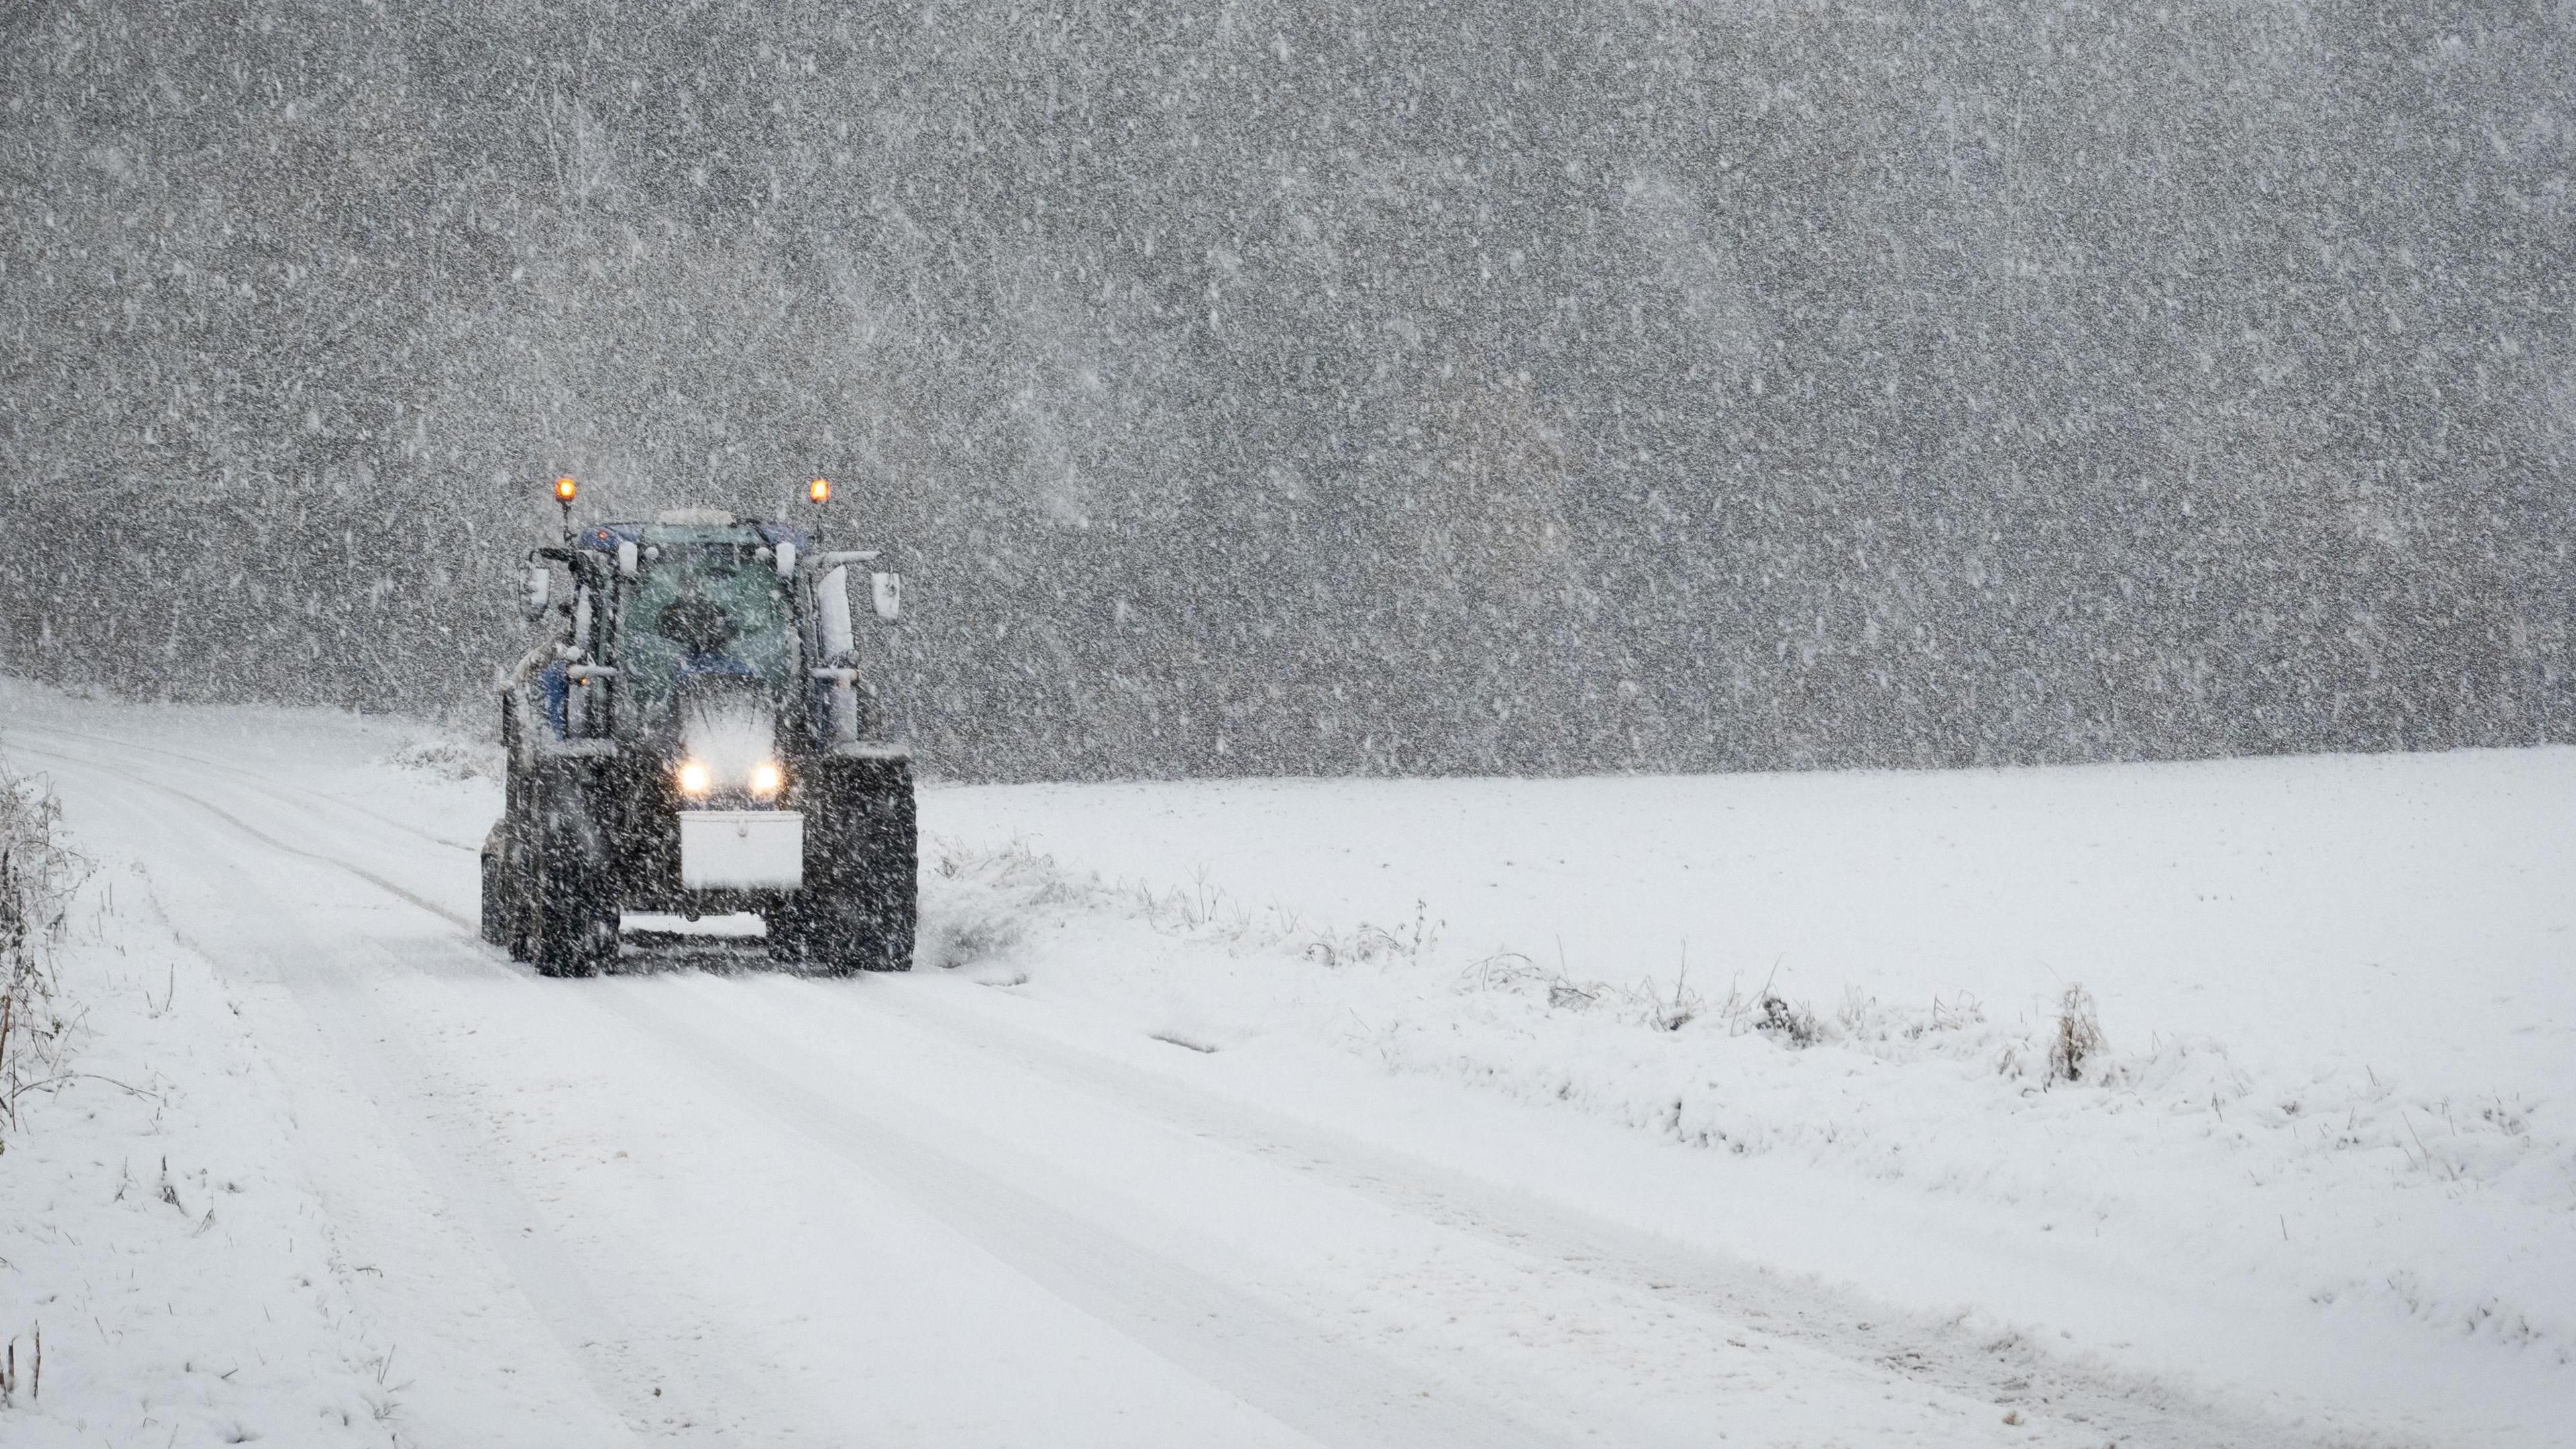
480;477;916;977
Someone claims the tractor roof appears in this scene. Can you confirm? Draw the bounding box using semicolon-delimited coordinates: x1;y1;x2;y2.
575;514;812;554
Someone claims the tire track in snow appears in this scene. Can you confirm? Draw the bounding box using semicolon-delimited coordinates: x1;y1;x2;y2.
7;736;472;926
3;720;481;854
585;981;1605;1449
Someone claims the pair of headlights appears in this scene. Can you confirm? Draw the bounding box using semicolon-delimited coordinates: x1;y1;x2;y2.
676;758;784;800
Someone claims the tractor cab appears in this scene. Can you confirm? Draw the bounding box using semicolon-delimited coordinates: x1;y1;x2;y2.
571;514;806;759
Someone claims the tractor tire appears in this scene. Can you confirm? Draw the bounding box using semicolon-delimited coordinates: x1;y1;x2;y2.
763;880;829;965
794;885;914;975
791;759;918;975
760;902;810;965
530;772;618;979
478;844;507;948
496;763;542;963
502;854;537;964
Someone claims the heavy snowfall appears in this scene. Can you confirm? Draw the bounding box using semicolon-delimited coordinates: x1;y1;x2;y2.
3;2;2572;1446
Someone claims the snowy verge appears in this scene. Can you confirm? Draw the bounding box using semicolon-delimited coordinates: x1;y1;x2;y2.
0;759;396;1446
382;733;505;784
918;829;2575;1401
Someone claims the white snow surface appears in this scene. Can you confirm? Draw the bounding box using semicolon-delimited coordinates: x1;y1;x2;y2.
0;679;2568;1447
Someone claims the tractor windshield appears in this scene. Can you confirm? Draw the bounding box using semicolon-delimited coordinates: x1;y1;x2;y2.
614;543;798;725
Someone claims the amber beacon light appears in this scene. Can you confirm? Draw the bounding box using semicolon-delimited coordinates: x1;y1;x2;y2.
554;476;580;503
808;477;832;505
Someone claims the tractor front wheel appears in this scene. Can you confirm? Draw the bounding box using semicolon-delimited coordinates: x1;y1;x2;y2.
529;773;618;978
478;842;508;948
786;887;913;975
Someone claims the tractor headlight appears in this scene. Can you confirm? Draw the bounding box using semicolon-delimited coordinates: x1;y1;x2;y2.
676;759;712;796
748;760;784;799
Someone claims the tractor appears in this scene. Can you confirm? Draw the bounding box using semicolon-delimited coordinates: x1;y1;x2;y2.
479;478;916;977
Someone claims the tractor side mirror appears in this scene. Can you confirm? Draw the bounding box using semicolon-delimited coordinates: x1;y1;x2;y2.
774;541;797;579
521;566;551;621
616;540;639;578
871;572;902;622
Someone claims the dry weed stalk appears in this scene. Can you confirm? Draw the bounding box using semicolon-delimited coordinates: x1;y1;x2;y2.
1;767;89;1151
2048;984;2105;1084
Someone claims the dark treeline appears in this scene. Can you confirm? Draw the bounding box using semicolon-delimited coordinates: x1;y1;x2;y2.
4;1;2570;778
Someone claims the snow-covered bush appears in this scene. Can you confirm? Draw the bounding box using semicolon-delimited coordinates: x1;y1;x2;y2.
385;735;504;781
917;837;1047;977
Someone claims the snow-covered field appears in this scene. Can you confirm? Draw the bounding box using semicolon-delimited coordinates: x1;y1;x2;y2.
0;679;2567;1447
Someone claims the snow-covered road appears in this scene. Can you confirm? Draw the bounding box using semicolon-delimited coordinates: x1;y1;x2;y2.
1;690;2567;1447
